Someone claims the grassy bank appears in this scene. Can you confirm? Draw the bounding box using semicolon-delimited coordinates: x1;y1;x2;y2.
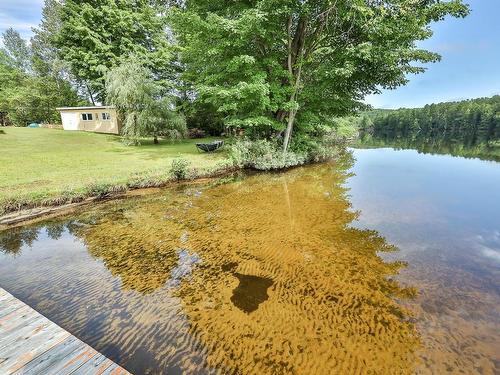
0;127;226;214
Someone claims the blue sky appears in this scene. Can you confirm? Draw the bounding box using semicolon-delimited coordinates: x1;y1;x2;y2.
0;0;498;109
365;0;500;108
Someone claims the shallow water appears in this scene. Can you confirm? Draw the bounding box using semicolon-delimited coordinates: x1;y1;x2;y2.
0;148;499;374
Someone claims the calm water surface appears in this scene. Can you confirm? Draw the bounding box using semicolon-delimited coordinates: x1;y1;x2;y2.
0;148;499;374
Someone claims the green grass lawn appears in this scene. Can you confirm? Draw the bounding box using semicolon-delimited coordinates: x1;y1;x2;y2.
0;127;225;212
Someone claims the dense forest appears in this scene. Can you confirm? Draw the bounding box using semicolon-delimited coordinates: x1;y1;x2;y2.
361;96;500;146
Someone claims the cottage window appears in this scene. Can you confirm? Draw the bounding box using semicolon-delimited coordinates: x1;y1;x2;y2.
81;113;93;121
102;112;111;120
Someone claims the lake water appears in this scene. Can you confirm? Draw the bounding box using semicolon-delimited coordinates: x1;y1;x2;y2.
0;148;499;374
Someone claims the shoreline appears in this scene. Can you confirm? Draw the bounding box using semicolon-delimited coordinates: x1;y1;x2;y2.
0;165;240;229
0;149;346;228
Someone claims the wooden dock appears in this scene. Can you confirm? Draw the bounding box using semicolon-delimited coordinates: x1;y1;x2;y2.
0;288;132;375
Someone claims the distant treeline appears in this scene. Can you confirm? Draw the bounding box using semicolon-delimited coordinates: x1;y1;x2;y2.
361;96;500;146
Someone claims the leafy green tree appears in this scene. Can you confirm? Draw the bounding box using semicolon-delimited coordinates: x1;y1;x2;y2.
53;0;173;103
106;60;186;144
0;51;24;124
31;0;67;79
9;75;82;125
170;0;468;151
1;28;32;73
0;42;82;127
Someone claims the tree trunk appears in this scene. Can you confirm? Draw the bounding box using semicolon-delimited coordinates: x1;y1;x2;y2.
153;135;159;144
282;14;306;153
282;56;303;153
85;83;96;106
282;109;296;152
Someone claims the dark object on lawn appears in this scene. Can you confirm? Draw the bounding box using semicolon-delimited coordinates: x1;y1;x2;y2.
196;140;224;152
0;111;9;126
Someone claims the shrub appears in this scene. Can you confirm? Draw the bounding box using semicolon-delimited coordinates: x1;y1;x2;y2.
86;183;112;199
306;142;340;162
228;139;307;171
170;157;190;180
253;151;307;170
228;133;346;170
291;136;341;162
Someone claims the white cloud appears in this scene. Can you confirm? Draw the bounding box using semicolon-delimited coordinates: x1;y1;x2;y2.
0;0;44;42
475;231;500;263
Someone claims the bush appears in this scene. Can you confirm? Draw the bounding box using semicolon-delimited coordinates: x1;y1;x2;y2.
290;135;340;162
228;133;345;170
86;182;112;199
170;157;190;180
253;151;307;170
187;128;206;138
228;139;307;171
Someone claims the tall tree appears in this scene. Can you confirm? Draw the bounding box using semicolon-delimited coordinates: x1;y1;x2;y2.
106;59;186;144
53;0;173;104
170;0;468;151
1;28;32;73
31;0;66;79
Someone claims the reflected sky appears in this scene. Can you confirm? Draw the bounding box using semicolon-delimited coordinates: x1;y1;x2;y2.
347;148;500;373
348;148;500;262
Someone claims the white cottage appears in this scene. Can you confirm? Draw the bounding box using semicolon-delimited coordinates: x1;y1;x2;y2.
57;106;121;134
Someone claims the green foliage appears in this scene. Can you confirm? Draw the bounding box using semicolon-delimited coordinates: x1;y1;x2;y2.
1;28;32;73
170;0;469;148
0;17;85;127
170;157;190;180
0;50;82;126
87;182;113;199
332;117;362;139
106;60;186;144
181;100;225;136
290;134;342;163
228;139;306;170
53;0;173;102
31;0;70;81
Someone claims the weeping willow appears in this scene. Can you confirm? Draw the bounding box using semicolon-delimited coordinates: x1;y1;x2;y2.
105;58;186;144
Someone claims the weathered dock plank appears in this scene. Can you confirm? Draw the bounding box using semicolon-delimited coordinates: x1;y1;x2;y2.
14;336;80;374
0;288;132;375
71;353;116;375
0;298;25;319
0;305;35;333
